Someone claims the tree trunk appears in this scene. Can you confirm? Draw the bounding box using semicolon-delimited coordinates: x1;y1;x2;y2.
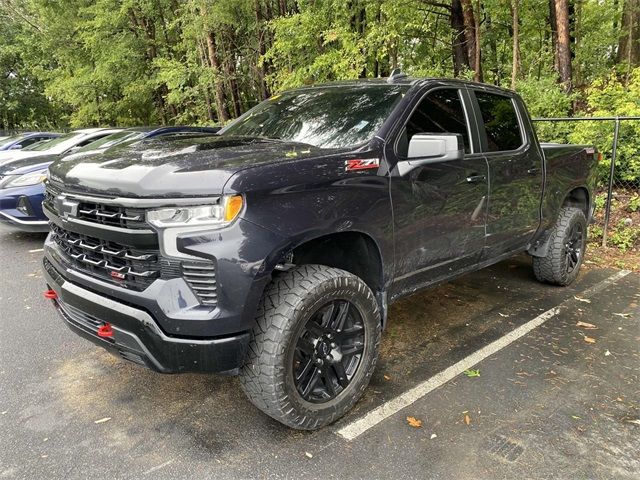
451;0;470;76
555;0;572;92
549;0;559;73
461;0;482;82
617;0;640;71
511;0;521;89
254;0;269;99
205;32;230;123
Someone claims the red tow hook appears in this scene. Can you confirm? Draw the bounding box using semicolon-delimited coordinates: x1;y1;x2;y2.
97;323;114;339
43;289;58;300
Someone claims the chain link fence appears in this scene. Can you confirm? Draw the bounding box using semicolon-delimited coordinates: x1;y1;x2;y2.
533;117;640;250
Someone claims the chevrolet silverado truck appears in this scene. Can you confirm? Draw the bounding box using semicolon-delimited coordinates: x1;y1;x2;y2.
42;75;598;430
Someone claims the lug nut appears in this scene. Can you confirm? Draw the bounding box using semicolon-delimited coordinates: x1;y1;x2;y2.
325;355;332;361
330;342;336;348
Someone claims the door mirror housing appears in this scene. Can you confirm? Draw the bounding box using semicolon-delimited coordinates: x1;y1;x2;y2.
396;133;464;176
9;144;23;150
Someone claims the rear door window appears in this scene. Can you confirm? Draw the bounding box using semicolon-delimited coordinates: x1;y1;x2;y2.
474;92;523;152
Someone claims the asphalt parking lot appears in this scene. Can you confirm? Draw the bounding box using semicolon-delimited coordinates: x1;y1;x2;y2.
1;224;638;480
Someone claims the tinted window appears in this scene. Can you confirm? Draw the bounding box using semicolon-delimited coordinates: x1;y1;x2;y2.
222;85;407;148
397;89;471;156
475;92;523;152
20;137;46;148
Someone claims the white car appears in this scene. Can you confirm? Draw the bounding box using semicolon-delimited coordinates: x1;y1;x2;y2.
0;128;122;167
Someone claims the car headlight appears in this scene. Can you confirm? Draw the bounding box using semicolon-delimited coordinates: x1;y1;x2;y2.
146;195;244;259
2;169;48;188
146;195;243;228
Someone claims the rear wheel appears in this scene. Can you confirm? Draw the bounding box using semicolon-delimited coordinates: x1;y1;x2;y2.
239;264;381;430
533;207;587;286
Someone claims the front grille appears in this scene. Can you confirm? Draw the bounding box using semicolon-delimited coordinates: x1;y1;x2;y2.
46;184;219;306
50;224;161;291
44;184;147;229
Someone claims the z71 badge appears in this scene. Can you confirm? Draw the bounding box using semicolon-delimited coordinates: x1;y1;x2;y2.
345;158;380;172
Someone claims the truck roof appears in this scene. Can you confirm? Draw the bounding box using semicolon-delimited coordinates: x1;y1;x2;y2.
287;76;518;97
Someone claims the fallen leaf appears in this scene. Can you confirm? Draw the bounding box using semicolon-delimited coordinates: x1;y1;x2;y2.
613;312;631;318
464;414;471;426
430;433;437;439
463;369;481;378
574;296;591;303
498;313;509;317
305;452;313;458
576;321;597;329
383;375;391;381
584;336;596;344
94;417;111;424
626;419;640;426
406;416;423;428
604;350;611;356
571;415;581;420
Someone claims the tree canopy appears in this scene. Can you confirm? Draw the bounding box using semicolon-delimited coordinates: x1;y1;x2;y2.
0;0;639;130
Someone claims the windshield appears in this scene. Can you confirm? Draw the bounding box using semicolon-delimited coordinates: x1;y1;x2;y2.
0;135;25;147
221;84;407;148
75;131;144;153
23;132;84;153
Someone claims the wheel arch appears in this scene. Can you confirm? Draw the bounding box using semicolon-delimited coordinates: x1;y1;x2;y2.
275;230;388;326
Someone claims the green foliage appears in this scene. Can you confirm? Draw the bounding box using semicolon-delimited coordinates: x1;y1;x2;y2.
609;221;640;251
594;192;607;212
629;195;640;213
569;68;640;184
0;0;637;140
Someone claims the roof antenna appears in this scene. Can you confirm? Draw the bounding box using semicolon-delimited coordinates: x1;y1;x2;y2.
387;68;407;83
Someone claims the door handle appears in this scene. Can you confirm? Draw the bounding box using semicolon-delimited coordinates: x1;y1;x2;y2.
466;174;486;184
527;167;540;175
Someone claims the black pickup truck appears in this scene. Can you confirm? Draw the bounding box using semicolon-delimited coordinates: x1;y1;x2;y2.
42;75;598;429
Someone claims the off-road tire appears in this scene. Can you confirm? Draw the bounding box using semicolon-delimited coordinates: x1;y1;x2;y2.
533;207;587;286
239;264;381;430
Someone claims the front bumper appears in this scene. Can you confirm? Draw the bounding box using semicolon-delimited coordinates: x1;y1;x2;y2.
43;257;250;374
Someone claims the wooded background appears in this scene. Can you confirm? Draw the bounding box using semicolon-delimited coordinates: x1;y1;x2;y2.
0;0;639;131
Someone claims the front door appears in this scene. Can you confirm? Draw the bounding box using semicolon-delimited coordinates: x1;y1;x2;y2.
387;87;489;299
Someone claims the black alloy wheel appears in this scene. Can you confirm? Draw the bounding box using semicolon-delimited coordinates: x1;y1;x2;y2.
292;300;365;403
565;223;583;274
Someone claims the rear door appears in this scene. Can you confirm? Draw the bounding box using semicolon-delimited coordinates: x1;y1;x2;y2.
469;90;543;259
387;86;489;297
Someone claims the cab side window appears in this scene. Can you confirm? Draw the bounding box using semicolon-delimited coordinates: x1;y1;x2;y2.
397;88;471;157
474;92;523;152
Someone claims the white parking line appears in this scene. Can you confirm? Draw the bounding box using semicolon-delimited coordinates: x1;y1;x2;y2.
336;270;631;441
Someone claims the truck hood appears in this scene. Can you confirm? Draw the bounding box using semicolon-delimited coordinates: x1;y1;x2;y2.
48;135;330;198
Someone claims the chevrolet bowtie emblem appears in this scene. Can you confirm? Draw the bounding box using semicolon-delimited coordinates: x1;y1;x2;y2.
53;195;80;220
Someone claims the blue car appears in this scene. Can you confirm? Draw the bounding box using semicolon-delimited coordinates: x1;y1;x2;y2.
0;132;60;151
0;126;220;232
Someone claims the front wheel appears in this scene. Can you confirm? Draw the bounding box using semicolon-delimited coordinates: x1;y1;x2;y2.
533;207;587;286
239;264;381;430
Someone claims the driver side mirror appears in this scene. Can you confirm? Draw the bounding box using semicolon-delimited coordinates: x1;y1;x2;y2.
396;133;464;176
9;144;23;150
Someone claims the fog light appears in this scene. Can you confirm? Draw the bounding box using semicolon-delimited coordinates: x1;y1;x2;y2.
16;196;33;216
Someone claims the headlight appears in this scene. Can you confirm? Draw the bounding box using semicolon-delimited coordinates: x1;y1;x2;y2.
146;195;244;260
146;195;243;228
2;169;48;188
